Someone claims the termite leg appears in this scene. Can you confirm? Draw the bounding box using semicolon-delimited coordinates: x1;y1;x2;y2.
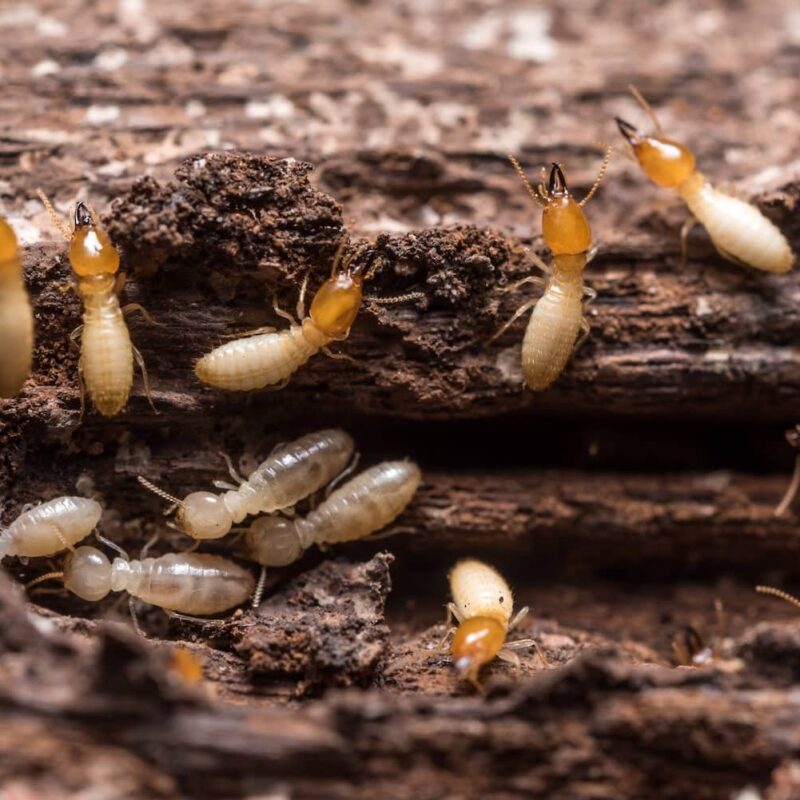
680;216;700;268
272;292;298;326
575;318;591;353
139;531;160;559
132;344;158;414
585;244;599;265
435;602;463;650
321;346;364;366
129;597;145;638
501;275;546;295
487;298;538;344
122;302;160;326
166;611;226;626
69;325;84;350
219;451;246;485
224;325;277;340
296;272;310;320
496;648;521;670
527;250;551;275
324;452;361;499
76;358;87;423
775;453;800;517
508;605;529;632
114;271;127;297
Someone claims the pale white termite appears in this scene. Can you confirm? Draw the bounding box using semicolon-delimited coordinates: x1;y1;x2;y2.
37;193;156;417
616;87;794;273
0;496;102;559
138;429;355;539
195;237;380;391
244;460;421;566
446;559;535;686
0;216;34;398
33;546;254;616
492;150;611;391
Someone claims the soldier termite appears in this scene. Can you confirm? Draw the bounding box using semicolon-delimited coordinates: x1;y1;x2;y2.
28;545;255;616
195;236;380;391
0;216;34;398
244;460;421;567
615;87;794;273
0;496;102;560
492;149;611;391
137;429;355;540
444;559;537;687
36;192;156;417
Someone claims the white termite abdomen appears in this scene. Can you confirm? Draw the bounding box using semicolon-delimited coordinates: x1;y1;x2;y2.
449;559;513;628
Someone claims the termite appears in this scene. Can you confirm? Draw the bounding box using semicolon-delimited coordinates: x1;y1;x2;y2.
0;215;34;397
137;429;355;540
0;496;102;559
492;149;611;390
671;599;727;667
30;545;255;616
244;460;421;566
615;87;794;273
195;236;380;391
445;559;536;686
37;192;156;417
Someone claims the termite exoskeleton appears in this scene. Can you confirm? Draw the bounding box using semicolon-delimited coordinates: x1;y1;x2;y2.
0;216;34;397
445;559;536;687
31;546;255;616
615;87;794;273
0;496;102;559
195;236;380;391
138;429;355;540
244;460;421;566
492;149;611;390
37;192;156;417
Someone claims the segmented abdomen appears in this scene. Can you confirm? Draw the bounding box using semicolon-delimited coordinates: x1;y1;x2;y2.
297;460;421;545
229;428;355;519
521;290;583;391
681;179;794;273
0;496;102;558
82;301;133;416
195;322;328;391
117;553;254;615
450;559;513;626
0;281;34;398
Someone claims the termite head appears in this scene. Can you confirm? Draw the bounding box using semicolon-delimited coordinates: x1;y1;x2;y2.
540;164;593;256
63;545;112;601
244;516;303;566
178;492;233;539
68;202;121;281
451;615;506;684
615;117;695;187
0;217;19;272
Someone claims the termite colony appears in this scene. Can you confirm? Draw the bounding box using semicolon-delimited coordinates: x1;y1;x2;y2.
0;85;797;691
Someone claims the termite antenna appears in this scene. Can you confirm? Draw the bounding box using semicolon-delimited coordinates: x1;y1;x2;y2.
25;570;65;590
508;155;547;208
73;202;93;229
138;476;185;509
628;84;663;133
35;189;72;242
579;145;613;207
756;585;800;610
330;233;351;277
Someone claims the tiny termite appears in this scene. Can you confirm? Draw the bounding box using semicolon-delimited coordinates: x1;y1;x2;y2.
774;424;800;517
30;545;255;616
37;192;156;417
445;559;536;687
615;87;794;273
0;496;102;560
195;236;380;391
0;216;34;398
492;149;611;390
138;428;355;539
244;460;421;567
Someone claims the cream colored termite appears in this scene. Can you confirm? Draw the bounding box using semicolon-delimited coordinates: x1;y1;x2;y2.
0;216;34;397
616;87;794;273
244;460;421;567
137;429;356;539
195;237;380;391
30;545;255;616
491;150;611;391
36;192;156;418
0;496;102;559
445;559;537;686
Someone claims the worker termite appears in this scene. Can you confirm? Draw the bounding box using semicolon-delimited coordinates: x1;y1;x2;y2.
195;236;379;391
444;559;536;687
37;192;156;417
244;460;421;567
492;149;611;390
0;496;102;559
29;545;255;616
0;216;34;398
615;87;794;273
137;429;355;540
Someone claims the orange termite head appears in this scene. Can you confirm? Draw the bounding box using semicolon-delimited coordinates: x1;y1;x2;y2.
540;163;593;256
615;117;696;188
68;201;121;279
451;615;506;684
